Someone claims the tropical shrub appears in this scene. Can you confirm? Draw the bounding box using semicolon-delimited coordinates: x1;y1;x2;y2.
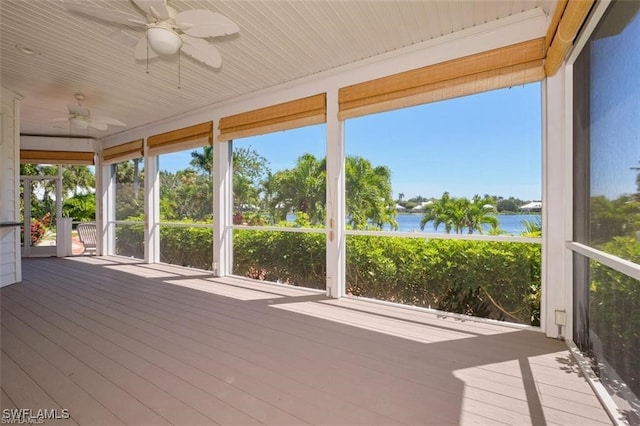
116;223;542;325
521;216;542;238
159;225;213;270
114;220;213;269
589;236;640;397
21;213;51;246
63;193;96;222
114;222;144;259
234;229;326;288
233;230;540;324
344;236;540;324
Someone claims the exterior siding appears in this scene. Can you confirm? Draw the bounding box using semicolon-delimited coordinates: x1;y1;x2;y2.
0;88;21;286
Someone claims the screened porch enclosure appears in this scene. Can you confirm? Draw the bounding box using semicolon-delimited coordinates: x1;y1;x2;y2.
7;0;639;421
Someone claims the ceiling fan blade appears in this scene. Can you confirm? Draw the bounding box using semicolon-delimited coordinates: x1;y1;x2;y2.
63;2;146;28
68;103;90;116
92;116;126;127
131;0;169;20
134;35;159;60
176;10;239;38
88;121;109;132
180;35;222;69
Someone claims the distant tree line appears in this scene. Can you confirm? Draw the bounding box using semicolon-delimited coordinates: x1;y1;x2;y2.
396;194;539;214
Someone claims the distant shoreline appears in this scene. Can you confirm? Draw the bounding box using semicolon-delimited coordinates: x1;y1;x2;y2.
396;211;541;216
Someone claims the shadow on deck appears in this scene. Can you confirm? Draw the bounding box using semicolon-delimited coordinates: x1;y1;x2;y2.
0;256;612;425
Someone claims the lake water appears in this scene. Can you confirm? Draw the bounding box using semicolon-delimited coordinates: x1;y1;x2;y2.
388;213;541;235
285;213;541;235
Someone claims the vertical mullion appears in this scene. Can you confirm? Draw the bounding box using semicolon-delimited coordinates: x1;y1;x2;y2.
144;142;160;263
325;88;345;298
213;130;232;276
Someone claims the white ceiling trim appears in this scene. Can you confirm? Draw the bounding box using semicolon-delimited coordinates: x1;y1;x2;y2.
20;136;97;152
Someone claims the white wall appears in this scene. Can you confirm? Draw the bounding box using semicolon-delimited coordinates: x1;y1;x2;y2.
20;135;96;151
0;88;22;287
542;66;572;339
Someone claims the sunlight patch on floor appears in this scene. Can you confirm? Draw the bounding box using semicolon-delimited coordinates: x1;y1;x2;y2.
273;301;474;344
164;278;284;301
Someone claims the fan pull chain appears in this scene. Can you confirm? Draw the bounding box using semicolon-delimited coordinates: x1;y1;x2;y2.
146;42;150;74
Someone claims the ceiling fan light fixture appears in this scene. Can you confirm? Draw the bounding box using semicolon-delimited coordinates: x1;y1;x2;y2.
70;117;89;129
146;26;182;55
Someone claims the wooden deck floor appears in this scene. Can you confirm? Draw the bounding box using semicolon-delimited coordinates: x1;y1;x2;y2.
1;256;611;425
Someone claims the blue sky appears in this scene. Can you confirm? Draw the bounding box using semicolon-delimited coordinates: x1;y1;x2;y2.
162;83;543;201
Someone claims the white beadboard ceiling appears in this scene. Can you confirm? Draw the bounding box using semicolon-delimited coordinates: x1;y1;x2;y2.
1;0;556;141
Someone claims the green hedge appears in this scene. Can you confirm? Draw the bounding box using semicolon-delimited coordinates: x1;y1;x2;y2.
233;231;541;325
115;224;144;260
159;226;213;270
589;236;640;397
233;229;327;287
116;225;541;325
344;236;540;324
115;223;213;270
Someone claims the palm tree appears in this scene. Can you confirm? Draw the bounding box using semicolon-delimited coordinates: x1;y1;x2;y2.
421;192;457;233
462;195;498;234
190;145;213;176
346;156;397;230
260;170;280;220
132;158;141;198
113;160;144;220
271;154;326;224
190;145;268;210
421;193;498;234
62;165;95;196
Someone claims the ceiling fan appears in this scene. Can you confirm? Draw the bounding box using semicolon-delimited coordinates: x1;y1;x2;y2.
64;0;239;69
50;94;126;132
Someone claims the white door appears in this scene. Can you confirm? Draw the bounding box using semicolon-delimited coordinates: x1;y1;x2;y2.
21;176;61;257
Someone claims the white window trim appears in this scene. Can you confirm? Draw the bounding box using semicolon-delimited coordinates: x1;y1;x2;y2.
213;136;232;277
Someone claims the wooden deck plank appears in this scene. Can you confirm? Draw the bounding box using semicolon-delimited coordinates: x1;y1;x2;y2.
321;297;524;335
1;309;169;425
0;257;612;425
2;292;252;426
537;381;607;407
205;274;326;297
0;351;75;426
1;388;18;410
37;259;536;384
462;384;610;425
453;359;606;415
4;284;296;425
13;264;401;425
18;262;443;424
2;334;106;425
24;262;472;423
27;256;608;422
460;410;514;425
1;329;122;425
